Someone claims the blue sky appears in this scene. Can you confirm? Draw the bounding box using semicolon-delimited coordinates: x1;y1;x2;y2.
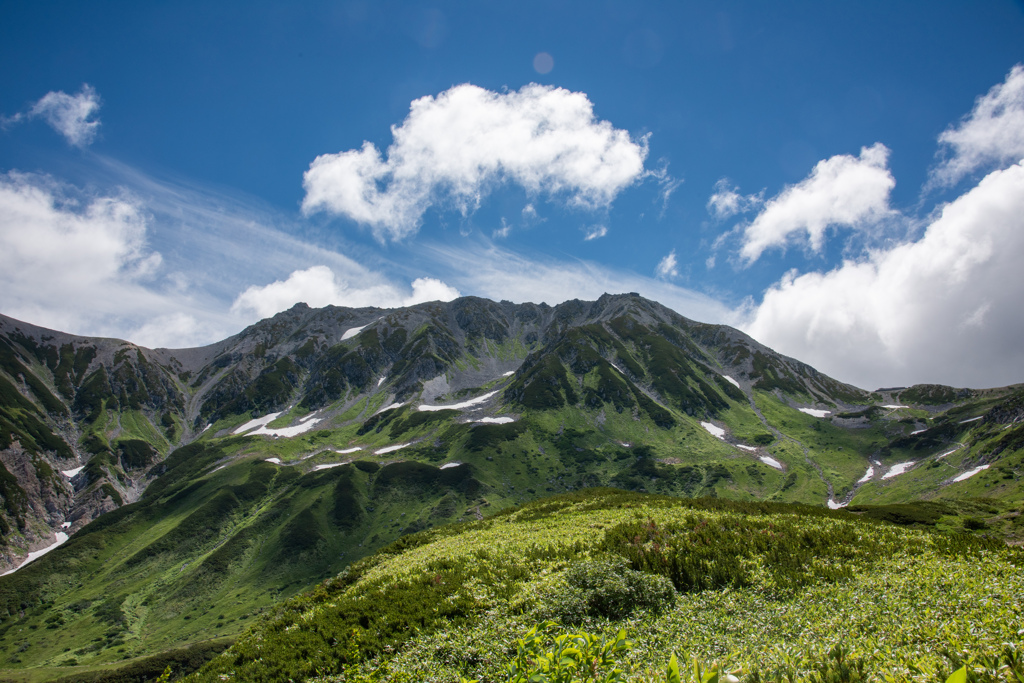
2;1;1024;390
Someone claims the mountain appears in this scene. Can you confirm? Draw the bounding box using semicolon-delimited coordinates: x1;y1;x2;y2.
0;293;1021;680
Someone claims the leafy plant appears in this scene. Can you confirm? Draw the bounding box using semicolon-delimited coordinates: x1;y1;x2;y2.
505;622;632;683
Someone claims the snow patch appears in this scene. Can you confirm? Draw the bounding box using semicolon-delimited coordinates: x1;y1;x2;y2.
857;466;874;483
61;466;84;478
700;422;726;439
341;323;370;340
799;408;831;418
375;443;411;455
248;418;324;438
736;444;757;452
951;464;990;483
882;461;915;479
502;371;514;377
419;390;498;412
264;458;282;464
233;412;282;435
1;532;70;576
759;455;783;470
299;411;320;423
959;416;983;424
335;447;363;454
211;465;226;473
60;522;70;529
910;429;926;435
937;448;959;459
313;463;349;471
882;405;908;409
609;363;624;374
475;417;515;424
375;401;404;415
377;376;386;386
827;500;846;509
723;375;741;389
439;462;462;470
201;423;212;433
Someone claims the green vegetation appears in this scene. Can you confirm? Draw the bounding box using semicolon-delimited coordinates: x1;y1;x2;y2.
182;490;1021;683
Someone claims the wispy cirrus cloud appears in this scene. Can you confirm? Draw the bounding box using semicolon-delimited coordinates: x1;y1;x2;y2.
3;84;102;147
301;83;649;242
930;64;1024;187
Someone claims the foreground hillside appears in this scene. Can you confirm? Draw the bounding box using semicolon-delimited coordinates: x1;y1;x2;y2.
184;490;1021;683
1;294;1023;680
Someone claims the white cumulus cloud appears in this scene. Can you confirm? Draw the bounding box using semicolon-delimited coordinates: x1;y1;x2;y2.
745;161;1024;390
302;83;649;241
655;250;679;279
739;143;895;263
706;178;762;219
583;224;608;241
29;84;102;147
931;64;1024;187
230;266;460;320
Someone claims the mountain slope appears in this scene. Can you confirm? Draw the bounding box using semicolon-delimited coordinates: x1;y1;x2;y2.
0;293;1022;680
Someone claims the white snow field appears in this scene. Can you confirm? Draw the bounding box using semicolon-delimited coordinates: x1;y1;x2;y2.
828;500;845;509
375;401;404;414
502;371;514;377
439;462;462;470
857;466;875;483
700;422;726;439
419;390;498;412
313;462;348;471
341;323;369;340
61;466;84;478
335;447;363;454
735;444;757;452
1;532;70;576
475;417;515;424
375;443;411;455
799;408;830;417
882;405;908;409
759;455;783;470
951;464;990;483
264;458;282;464
959;416;983;424
882;461;915;479
233;412;282;434
723;375;741;389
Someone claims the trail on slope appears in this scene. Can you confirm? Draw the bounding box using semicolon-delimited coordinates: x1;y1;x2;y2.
744;392;835;503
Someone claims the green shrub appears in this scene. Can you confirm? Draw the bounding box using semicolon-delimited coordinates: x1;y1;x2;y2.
534;557;676;624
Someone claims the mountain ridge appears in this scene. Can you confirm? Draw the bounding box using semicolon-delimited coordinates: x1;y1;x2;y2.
0;293;1022;679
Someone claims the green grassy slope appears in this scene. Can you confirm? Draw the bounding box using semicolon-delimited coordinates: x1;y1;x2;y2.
185;489;1023;683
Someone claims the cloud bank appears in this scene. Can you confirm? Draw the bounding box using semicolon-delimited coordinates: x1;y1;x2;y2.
302;83;649;241
230;266;460;320
746;161;1024;389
